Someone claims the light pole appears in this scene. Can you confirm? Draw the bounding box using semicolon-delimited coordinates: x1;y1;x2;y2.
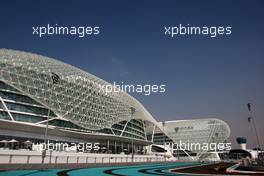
162;121;166;162
42;72;60;164
44;109;51;145
247;103;261;155
130;107;135;162
131;138;134;162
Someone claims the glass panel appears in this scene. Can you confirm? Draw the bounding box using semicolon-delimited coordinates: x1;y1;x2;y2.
0;111;11;120
0;81;19;92
0;102;4;109
5;102;53;116
11;113;46;123
0;91;41;106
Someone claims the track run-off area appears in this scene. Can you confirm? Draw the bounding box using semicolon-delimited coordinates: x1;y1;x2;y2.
0;162;202;176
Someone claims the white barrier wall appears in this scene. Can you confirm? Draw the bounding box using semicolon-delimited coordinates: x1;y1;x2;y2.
0;150;166;164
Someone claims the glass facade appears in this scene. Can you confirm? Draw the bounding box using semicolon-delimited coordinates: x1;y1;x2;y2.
0;80;148;140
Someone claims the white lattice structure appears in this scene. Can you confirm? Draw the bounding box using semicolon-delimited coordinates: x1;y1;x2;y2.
0;49;161;142
158;119;230;155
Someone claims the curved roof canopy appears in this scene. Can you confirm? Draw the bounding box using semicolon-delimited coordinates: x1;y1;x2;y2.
0;49;159;130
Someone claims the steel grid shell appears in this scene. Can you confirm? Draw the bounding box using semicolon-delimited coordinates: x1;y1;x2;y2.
0;49;158;130
162;118;231;152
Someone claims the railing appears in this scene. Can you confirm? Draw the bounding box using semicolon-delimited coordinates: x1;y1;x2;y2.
0;154;165;164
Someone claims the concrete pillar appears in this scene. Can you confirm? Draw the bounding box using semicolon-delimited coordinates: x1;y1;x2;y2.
107;140;109;154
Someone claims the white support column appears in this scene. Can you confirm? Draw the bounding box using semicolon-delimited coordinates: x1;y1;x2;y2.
120;119;130;137
35;117;57;125
0;97;14;121
107;139;110;154
114;141;117;154
151;125;156;142
110;128;115;135
143;121;147;141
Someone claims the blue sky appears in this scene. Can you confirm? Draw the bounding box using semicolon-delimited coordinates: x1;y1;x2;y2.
0;0;264;148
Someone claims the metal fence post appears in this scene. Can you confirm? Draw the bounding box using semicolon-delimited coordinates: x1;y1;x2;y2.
66;156;69;164
27;155;30;164
55;156;58;164
49;154;52;164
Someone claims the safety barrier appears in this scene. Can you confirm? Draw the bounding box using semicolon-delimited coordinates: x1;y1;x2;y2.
0;153;165;164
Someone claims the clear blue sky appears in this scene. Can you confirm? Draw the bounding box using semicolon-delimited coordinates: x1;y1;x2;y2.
0;0;264;148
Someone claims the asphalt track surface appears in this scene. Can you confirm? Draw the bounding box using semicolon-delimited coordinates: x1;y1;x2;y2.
0;162;201;176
